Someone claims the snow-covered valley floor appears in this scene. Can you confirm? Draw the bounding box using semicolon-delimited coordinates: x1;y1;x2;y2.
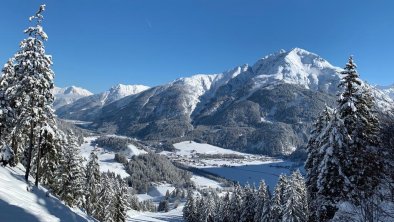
0;135;302;222
77;136;301;222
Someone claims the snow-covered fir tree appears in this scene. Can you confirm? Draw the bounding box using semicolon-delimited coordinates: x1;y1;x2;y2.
254;180;270;222
10;4;56;183
240;184;256;222
158;199;170;213
201;192;215;222
269;174;289;222
305;56;386;221
228;184;243;221
183;189;197;222
219;192;232;222
0;59;18;166
314;111;349;221
85;151;101;217
113;180;129;222
41;130;64;192
305;105;333;221
337;57;383;203
282;170;309;222
195;196;206;221
56;130;85;207
97;173;114;222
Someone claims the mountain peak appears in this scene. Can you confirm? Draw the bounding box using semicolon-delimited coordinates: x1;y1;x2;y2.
287;47;311;54
250;48;340;94
104;84;150;105
63;86;93;96
52;85;93;109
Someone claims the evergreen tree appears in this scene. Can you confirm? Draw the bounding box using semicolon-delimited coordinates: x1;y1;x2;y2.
0;59;18;166
183;189;197;222
254;180;270;222
113;184;128;222
85;151;101;217
337;56;383;203
315;112;349;221
282;170;309;222
269;175;289;222
41;130;63;193
240;184;256;222
219;192;232;222
305;106;333;221
201;193;215;222
158;199;170;212
229;184;243;221
306;57;384;221
196;196;206;221
56;131;85;207
11;4;55;183
98;173;114;222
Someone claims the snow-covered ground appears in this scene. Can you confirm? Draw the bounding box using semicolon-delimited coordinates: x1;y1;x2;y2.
77;137;300;221
0;165;93;222
128;208;184;222
190;175;222;189
79;137;130;178
173;141;253;157
136;183;177;202
164;141;280;168
60;119;93;125
127;144;148;156
79;137;149;178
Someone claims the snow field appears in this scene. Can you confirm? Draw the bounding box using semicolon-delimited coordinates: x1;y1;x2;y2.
0;165;93;222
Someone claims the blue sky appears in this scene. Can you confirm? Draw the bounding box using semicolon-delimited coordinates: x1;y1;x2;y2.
1;0;393;93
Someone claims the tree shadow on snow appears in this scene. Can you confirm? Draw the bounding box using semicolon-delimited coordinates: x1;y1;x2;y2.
0;199;41;222
33;187;91;222
5;167;92;222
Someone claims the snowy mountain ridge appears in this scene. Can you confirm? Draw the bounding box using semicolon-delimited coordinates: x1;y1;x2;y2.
103;84;150;105
58;48;394;156
165;65;247;116
377;84;394;100
55;84;150;121
52;86;93;109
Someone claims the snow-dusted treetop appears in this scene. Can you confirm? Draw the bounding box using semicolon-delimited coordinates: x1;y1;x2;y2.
25;4;48;41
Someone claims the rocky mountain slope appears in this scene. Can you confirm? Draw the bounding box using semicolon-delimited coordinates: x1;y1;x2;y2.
58;48;394;156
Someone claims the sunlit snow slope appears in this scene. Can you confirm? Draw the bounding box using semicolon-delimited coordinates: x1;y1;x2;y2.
0;165;94;222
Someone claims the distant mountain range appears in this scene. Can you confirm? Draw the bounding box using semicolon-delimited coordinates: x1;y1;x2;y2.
52;86;93;109
54;48;394;156
55;84;149;121
377;84;394;100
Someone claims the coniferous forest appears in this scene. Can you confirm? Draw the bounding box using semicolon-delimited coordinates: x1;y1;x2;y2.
0;3;393;222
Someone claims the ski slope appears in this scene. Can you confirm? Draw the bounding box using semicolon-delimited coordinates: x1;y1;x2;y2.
0;165;94;222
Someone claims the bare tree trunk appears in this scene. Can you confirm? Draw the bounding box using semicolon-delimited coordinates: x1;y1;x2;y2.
10;135;17;166
35;130;44;187
24;122;35;182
